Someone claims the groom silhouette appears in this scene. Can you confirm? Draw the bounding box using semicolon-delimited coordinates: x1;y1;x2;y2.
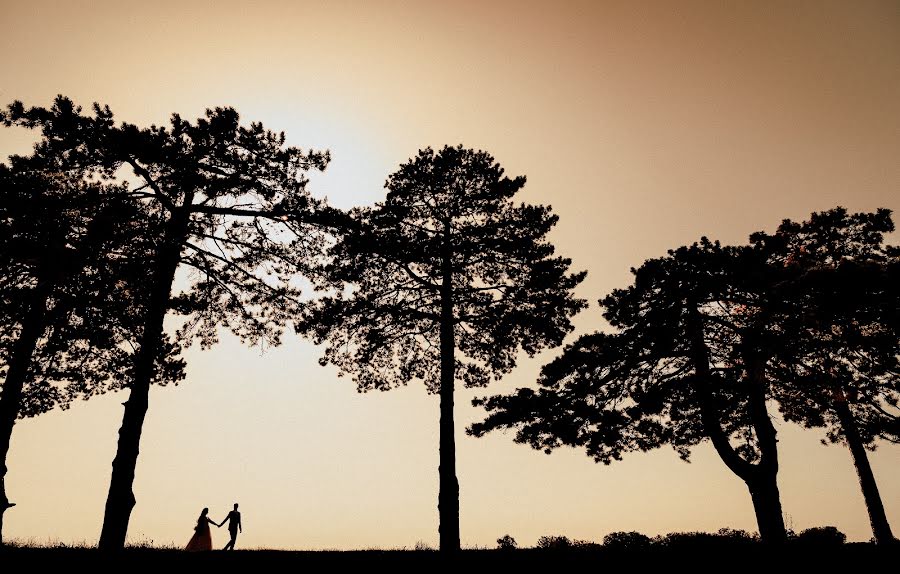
218;503;242;550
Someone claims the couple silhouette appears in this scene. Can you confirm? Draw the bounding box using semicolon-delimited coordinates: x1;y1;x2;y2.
185;503;242;551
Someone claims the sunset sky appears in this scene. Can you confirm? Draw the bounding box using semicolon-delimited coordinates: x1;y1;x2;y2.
1;0;898;549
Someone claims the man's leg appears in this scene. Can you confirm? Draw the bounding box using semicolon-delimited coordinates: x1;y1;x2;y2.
224;530;237;550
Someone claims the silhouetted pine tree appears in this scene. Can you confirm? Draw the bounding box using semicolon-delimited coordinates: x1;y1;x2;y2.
755;208;898;545
3;97;338;549
471;239;791;543
299;145;586;552
0;154;184;545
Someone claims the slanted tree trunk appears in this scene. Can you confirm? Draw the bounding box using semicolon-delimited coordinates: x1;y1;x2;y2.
437;226;460;553
687;305;786;544
98;205;191;550
834;397;895;545
0;282;51;546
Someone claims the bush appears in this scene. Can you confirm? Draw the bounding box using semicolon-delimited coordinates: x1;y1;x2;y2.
795;526;847;546
714;528;758;542
496;535;517;550
535;535;572;549
602;531;652;551
657;531;720;547
656;529;760;549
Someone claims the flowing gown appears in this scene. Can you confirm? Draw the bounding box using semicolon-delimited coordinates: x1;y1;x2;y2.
185;515;214;551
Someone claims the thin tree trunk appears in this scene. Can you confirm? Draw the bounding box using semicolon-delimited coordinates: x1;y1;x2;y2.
98;206;191;550
834;398;895;544
437;229;460;553
0;283;51;546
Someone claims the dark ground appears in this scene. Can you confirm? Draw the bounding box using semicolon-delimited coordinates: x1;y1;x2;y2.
0;544;896;571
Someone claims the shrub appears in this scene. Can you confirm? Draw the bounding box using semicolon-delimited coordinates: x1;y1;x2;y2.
536;535;572;549
602;531;652;551
714;528;758;542
657;529;760;549
795;526;847;546
657;531;720;547
496;535;518;550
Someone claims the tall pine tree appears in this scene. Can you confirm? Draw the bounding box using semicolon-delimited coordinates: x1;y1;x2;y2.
0;154;183;545
300;145;586;552
4;97;337;549
471;239;791;542
756;208;899;544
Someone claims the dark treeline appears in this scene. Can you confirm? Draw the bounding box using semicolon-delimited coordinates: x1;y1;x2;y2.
0;96;897;552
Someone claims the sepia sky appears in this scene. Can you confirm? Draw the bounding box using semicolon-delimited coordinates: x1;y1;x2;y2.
1;0;898;549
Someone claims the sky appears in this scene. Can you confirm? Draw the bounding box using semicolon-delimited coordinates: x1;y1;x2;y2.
1;0;898;549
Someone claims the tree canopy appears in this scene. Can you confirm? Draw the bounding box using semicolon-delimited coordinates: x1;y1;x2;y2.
751;208;900;447
0;159;183;416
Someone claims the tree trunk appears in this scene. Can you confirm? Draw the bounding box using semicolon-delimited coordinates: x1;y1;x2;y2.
0;283;51;546
743;356;787;544
747;469;787;544
686;305;786;543
437;230;460;553
834;398;895;544
98;206;191;550
1;209;121;546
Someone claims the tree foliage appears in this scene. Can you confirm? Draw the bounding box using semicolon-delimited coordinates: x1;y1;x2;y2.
302;145;586;391
752;208;900;446
470;239;770;464
0;152;184;416
4;96;335;349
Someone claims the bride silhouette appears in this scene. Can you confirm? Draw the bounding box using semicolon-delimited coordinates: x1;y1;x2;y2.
185;507;217;551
